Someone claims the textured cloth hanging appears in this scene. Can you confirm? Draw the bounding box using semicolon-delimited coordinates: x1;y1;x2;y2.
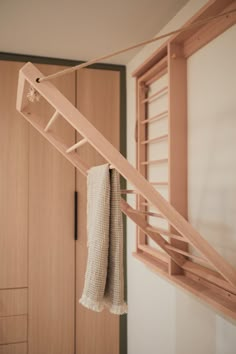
79;164;127;315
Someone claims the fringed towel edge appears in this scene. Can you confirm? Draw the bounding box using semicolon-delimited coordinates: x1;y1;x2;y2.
79;295;105;313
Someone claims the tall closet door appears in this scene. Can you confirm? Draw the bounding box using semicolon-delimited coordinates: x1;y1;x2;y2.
76;68;120;354
0;61;28;289
0;61;28;352
28;64;76;354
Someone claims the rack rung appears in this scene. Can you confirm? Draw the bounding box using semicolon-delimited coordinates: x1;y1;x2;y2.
146;226;187;242
141;134;168;145
165;245;209;264
143;211;163;218
141;110;168;125
121;189;137;194
142;86;168;104
141;202;157;207
150;181;168;186
141;158;168;165
66;138;87;153
44;111;60;132
128;208;163;218
145;68;168;86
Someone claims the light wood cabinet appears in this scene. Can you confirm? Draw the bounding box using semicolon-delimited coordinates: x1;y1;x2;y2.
0;316;27;345
28;64;76;354
0;289;27;317
0;59;124;354
0;343;27;354
0;61;28;289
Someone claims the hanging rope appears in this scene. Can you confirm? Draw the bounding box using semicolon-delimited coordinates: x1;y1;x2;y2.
36;8;236;83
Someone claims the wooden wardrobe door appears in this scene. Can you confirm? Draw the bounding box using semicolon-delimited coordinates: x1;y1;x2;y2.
28;64;76;354
0;61;28;289
76;68;120;354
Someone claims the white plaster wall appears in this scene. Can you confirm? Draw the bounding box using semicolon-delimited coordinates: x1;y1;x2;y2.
188;25;236;269
126;1;236;353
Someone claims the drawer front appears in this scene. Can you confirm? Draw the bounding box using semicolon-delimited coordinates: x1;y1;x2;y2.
0;315;27;345
0;289;27;317
0;342;27;354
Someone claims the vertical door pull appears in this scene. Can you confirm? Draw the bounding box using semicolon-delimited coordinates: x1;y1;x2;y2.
74;191;78;240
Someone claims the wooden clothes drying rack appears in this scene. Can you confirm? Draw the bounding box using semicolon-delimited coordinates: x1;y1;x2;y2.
16;0;236;320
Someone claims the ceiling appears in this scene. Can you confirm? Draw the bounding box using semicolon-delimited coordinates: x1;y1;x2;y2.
0;0;188;65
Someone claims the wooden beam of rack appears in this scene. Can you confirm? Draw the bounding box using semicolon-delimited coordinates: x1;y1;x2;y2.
134;251;236;320
16;62;236;288
182;260;236;295
181;1;236;57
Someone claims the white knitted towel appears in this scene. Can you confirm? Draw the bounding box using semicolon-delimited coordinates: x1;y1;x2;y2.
79;164;127;315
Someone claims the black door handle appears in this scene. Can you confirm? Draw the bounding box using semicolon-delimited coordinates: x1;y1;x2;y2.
74;191;78;241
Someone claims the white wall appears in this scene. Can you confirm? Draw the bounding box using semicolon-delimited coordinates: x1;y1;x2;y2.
126;1;236;353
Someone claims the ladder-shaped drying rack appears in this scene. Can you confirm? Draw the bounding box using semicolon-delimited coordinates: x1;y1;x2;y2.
16;0;236;322
16;61;236;320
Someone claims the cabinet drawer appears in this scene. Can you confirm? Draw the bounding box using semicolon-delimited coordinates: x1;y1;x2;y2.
0;315;27;345
0;289;27;317
0;342;27;354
